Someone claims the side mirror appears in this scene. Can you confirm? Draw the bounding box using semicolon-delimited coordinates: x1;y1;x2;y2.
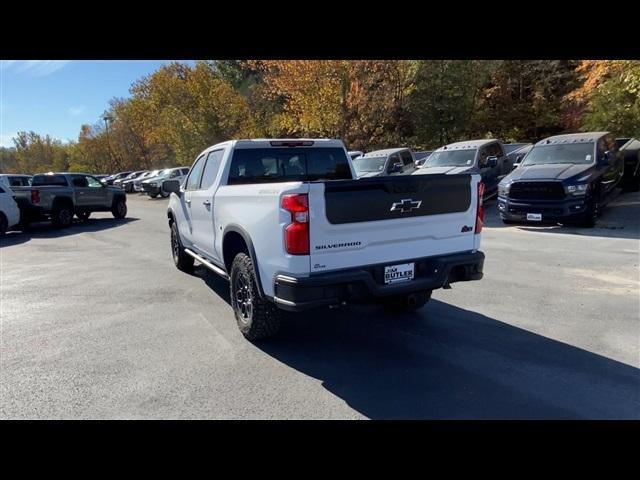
487;156;498;168
600;151;612;165
163;179;181;196
514;155;523;164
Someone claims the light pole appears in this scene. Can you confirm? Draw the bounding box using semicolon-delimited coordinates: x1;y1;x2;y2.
102;113;114;170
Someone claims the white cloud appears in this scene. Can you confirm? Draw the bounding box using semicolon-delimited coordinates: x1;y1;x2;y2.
1;60;70;77
0;133;17;148
68;105;86;116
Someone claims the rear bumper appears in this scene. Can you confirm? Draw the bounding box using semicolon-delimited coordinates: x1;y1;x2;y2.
498;195;590;222
273;251;484;312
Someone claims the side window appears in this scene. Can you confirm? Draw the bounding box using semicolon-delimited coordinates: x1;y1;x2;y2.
389;154;401;169
170;169;182;179
478;147;489;166
185;155;206;191
73;176;88;187
181;168;190;176
86;176;102;188
400;150;413;166
200;150;224;190
493;143;504;157
597;140;607;161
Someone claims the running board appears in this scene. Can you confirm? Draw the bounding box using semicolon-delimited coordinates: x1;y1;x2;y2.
184;248;229;280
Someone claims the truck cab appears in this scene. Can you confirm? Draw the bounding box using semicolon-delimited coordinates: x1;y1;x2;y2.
497;132;624;227
413;139;511;199
352;148;417;178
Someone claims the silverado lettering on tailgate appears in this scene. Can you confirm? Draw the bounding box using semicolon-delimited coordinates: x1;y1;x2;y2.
315;241;362;251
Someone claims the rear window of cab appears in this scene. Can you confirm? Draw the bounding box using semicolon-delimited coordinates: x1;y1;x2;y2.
32;175;68;186
227;148;352;185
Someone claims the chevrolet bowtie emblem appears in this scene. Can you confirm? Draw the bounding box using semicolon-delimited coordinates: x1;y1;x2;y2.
390;198;422;213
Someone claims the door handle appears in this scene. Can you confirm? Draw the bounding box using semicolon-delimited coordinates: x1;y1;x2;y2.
203;200;211;207
185;199;191;205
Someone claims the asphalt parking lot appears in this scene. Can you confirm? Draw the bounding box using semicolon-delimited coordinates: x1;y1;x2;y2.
1;192;639;419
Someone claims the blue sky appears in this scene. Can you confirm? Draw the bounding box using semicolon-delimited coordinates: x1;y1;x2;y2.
0;60;195;148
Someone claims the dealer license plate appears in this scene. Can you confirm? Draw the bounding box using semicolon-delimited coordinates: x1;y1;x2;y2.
384;263;415;284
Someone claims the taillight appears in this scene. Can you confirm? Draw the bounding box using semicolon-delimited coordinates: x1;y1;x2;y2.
282;194;309;255
475;182;485;234
31;189;41;205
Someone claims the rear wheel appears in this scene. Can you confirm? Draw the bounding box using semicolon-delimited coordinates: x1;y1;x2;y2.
51;204;74;227
111;198;127;219
383;290;432;312
230;253;281;341
170;222;194;273
148;192;158;199
159;189;170;198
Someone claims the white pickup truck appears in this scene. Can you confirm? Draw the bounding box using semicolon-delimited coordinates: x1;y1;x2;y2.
164;139;485;340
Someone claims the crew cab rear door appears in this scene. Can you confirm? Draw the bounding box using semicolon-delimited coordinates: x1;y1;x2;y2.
307;174;481;274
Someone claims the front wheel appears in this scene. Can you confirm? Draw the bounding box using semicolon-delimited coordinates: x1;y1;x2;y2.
111;198;127;219
576;198;599;228
230;253;281;341
148;192;158;199
159;189;170;198
170;222;194;273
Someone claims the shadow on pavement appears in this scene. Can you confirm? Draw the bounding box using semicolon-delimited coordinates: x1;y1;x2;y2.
255;299;639;419
195;266;232;306
0;217;139;248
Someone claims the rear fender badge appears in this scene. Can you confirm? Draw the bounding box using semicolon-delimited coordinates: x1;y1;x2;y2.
390;199;422;213
461;225;473;232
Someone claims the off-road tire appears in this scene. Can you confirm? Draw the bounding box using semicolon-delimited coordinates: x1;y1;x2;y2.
230;253;281;341
170;222;194;273
111;198;127;219
51;203;74;227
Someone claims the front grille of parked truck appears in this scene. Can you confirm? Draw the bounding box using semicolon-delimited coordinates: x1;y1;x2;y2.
508;181;565;200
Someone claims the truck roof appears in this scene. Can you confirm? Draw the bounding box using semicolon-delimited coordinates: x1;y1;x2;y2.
437;139;499;151
364;147;411;157
535;132;609;145
233;139;345;149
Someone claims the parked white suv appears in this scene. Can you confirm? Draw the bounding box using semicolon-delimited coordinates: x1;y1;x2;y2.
165;139;485;340
0;184;22;235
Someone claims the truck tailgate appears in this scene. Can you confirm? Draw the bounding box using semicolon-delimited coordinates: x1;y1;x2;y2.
307;174;480;273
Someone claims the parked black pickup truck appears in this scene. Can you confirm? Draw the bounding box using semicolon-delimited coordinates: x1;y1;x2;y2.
497;132;624;227
13;172;127;227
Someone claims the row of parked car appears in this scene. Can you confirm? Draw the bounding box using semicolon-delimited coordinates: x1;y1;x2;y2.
98;167;191;197
348;133;640;227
